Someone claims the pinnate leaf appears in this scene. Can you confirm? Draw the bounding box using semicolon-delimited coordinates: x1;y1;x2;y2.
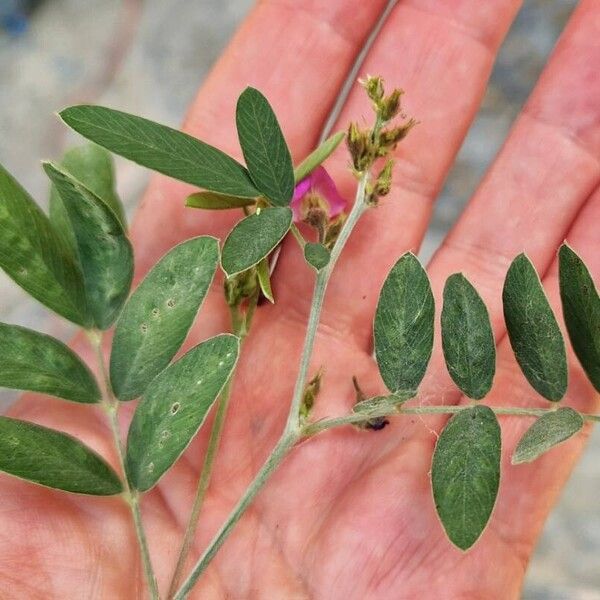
0;417;122;495
374;252;434;396
110;236;219;401
559;244;600;392
0;323;99;403
221;207;293;277
60;105;260;198
503;254;567;401
441;274;495;399
432;405;501;550
126;334;239;491
512;407;584;464
236;87;294;205
0;162;89;326
44;162;133;330
294;131;345;183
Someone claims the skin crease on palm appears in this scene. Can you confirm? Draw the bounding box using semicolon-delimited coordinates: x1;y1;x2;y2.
1;0;600;597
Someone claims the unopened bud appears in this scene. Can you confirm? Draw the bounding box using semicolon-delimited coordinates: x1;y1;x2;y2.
380;89;402;122
360;74;385;105
224;268;259;308
378;119;417;155
300;368;324;420
323;213;347;249
375;159;394;197
347;122;374;172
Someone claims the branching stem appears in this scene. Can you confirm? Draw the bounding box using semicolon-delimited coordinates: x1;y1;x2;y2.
88;331;160;600
302;403;600;437
173;173;370;600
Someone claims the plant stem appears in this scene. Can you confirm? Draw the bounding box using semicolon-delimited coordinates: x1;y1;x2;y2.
302;403;600;437
290;223;306;248
173;173;370;599
88;331;160;600
166;378;234;598
167;298;260;597
285;175;368;432
172;432;297;600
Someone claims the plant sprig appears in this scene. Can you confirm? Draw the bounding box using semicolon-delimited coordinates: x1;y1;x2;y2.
0;76;597;600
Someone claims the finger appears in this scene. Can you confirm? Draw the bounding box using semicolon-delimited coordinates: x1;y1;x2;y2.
402;0;600;420
129;0;392;275
429;0;600;330
477;185;600;564
274;0;522;342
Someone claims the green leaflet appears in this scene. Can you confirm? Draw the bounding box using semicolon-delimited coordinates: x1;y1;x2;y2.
236;87;294;205
0;417;122;495
512;407;584;464
294;131;345;183
0;323;99;403
432;405;501;550
374;252;434;396
221;207;293;277
60;105;260;198
110;236;219;401
49;144;127;250
257;257;274;303
0;162;89;326
44;162;133;330
125;334;239;491
503;254;568;401
304;242;330;271
186;191;256;210
559;244;600;392
441;274;496;399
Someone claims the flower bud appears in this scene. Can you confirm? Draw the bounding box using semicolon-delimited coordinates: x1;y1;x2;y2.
378;119;417;155
360;74;385;105
347;122;374;172
300;368;323;420
375;159;394;197
380;89;402;122
224;268;259;308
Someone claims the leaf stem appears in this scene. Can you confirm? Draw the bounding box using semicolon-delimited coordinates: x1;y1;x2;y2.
302;403;600;437
173;173;370;599
167;303;252;598
88;331;160;600
290;223;307;248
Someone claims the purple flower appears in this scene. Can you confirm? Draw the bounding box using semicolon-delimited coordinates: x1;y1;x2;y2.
290;166;347;223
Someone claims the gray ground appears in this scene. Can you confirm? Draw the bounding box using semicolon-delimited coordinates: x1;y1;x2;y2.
0;1;597;597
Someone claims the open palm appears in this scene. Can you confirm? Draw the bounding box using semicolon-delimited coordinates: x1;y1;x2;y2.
2;1;600;598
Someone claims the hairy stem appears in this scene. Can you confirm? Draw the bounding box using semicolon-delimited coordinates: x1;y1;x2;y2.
172;432;297;600
173;173;370;599
285;174;368;432
302;403;600;436
88;331;160;600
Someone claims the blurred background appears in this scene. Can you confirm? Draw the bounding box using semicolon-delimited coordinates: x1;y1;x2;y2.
0;1;597;597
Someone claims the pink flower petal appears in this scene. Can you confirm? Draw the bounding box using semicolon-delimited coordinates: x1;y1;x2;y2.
290;166;347;222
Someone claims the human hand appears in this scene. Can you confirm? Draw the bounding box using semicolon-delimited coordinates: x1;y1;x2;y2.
2;1;599;598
